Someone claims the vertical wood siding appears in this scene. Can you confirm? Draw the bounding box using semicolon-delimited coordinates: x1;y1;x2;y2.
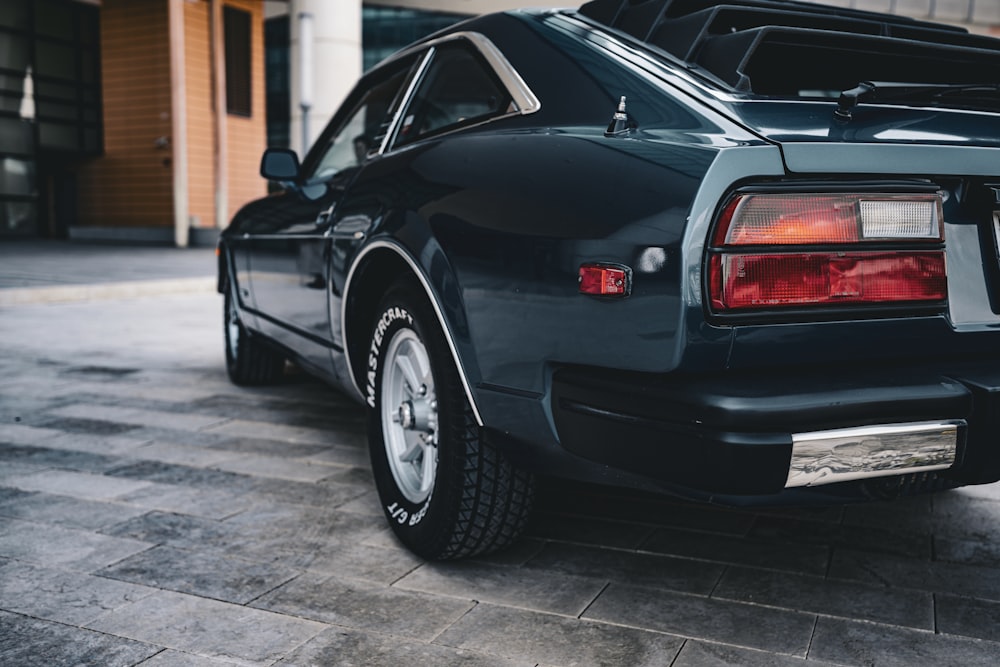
224;0;266;223
77;0;173;228
184;0;214;230
77;0;266;232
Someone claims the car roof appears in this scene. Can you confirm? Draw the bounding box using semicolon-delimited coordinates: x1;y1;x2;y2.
576;0;1000;98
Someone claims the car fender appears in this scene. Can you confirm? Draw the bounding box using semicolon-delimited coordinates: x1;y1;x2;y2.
341;236;486;426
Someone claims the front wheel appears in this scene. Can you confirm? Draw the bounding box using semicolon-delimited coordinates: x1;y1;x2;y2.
223;283;284;385
366;282;534;559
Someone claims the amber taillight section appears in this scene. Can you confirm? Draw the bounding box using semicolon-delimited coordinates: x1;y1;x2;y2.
708;193;946;312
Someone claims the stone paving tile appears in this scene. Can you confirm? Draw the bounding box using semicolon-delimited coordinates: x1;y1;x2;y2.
525;511;655;549
639;526;831;576
212;453;344;482
829;547;1000;601
3;468;152;500
38;416;143;436
522;541;725;595
471;536;546;567
395;560;607;616
934;533;1000;567
217;506;387;569
242;475;370;509
203;419;336;445
437;602;685;666
535;480;757;536
0;558;154;626
54;380;224;404
0;486;33;504
184;393;365;431
276;626;533;667
6;292;1000;666
303;540;424;584
253;572;474;640
130;441;243;468
0;517;153;570
101;545;300;605
105;460;258;491
809;616;1000;666
0;443;124;473
102;511;237;548
748;513;932;560
0;462;51;482
583;583;816;655
120;426;236;448
138;650;245;667
48;403;230;432
116;483;253;520
204;436;333;459
928;493;1000;541
293;442;373;469
935;593;1000;643
29;431;154;456
0;489;147;530
85;589;326;665
0;610;161;667
672;640;842;667
332;489;385;518
0;423;66;445
712;565;934;629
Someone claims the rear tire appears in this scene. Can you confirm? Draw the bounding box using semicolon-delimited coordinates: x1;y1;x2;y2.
366;281;534;559
224;284;284;385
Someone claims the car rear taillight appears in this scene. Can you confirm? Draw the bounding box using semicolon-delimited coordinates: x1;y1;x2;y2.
708;193;946;313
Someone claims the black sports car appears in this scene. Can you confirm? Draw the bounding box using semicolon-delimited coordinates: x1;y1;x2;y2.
218;0;1000;559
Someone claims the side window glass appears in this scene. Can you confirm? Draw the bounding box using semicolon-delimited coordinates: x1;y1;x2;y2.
396;44;513;147
305;63;412;183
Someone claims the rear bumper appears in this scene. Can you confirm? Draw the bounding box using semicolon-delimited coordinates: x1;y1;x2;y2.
551;362;1000;497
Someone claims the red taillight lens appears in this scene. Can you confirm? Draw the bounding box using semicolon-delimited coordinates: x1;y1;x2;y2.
709;252;947;310
579;263;630;296
708;192;946;314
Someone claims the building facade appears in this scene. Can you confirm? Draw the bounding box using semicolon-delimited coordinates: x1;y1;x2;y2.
1;0;997;244
1;0;267;246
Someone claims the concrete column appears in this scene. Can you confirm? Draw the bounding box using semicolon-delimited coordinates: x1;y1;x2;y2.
211;0;228;230
289;0;362;158
168;0;189;248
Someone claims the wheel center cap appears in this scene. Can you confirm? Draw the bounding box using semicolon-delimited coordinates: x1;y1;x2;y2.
398;398;434;432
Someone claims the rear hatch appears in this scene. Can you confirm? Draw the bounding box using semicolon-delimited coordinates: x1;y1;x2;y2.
582;0;1000;334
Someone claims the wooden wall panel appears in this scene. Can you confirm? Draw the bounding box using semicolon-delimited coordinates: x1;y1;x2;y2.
76;0;266;233
184;0;214;230
77;0;173;229
225;0;266;222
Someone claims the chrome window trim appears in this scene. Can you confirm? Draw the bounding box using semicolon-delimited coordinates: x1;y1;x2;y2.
457;31;541;116
341;240;485;427
377;31;540;152
376;48;435;156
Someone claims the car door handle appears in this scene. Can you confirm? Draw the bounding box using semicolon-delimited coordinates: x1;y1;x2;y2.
315;204;336;226
330;216;371;240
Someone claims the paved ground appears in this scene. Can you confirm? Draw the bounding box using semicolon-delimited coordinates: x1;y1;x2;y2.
2;244;1000;666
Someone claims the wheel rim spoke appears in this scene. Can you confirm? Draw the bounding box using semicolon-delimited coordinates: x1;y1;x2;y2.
394;350;421;396
226;298;240;360
380;326;437;504
399;439;423;463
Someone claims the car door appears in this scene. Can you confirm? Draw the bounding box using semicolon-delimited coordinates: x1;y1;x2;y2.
248;56;418;377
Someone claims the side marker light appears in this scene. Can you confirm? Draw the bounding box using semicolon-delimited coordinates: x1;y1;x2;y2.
579;263;631;297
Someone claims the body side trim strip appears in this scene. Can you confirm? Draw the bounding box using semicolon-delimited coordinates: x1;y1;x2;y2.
341;240;485;426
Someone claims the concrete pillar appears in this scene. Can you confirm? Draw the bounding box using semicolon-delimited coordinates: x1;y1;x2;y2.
290;0;362;158
168;0;189;248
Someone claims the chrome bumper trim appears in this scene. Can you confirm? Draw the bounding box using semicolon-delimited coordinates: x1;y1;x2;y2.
785;421;961;489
